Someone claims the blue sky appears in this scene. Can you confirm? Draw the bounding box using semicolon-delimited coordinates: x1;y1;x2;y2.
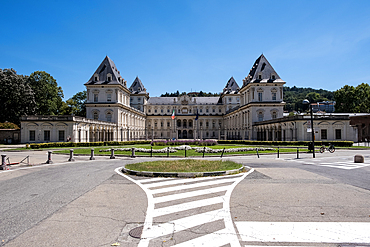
2;0;370;100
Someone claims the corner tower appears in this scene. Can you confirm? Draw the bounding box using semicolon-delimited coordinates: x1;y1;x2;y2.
129;77;149;112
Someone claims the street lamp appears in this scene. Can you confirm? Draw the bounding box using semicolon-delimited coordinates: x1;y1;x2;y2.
303;99;315;158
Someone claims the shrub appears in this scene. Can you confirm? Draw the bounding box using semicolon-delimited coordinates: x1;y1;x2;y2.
29;140;150;149
217;140;353;147
150;139;218;146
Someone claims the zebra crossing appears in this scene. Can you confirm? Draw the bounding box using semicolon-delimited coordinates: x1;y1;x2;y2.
116;168;253;247
289;158;370;170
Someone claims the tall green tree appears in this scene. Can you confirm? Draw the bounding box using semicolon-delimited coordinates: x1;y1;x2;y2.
28;71;64;115
0;69;36;125
335;83;370;113
60;91;86;116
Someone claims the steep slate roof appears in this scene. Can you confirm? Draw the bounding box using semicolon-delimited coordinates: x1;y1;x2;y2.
129;77;147;94
147;97;219;105
222;77;240;94
242;54;284;86
85;56;125;86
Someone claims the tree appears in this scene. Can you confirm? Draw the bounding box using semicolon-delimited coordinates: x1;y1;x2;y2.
27;71;64;115
0;69;36;125
335;83;370;113
284;86;334;112
60;91;86;116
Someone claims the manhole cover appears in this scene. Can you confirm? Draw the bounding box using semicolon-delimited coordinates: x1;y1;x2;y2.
129;225;143;239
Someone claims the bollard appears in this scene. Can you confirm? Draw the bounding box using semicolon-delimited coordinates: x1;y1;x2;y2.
110;148;116;159
46;151;53;164
256;148;260;158
1;154;6;170
150;147;153;157
354;154;364;163
203;147;206;158
185;146;187;157
297;147;299;159
277;147;280;158
131;148;135;158
90;148;95;160
220;148;225;158
167;147;169;157
68;149;75;162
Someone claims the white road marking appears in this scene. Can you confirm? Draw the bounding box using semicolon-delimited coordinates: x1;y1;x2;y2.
235;221;370;243
139;177;174;183
115;167;254;247
289;159;370;170
173;227;234;247
153;196;225;217
153;185;229;204
149;177;237;194
143;173;242;188
142;209;226;238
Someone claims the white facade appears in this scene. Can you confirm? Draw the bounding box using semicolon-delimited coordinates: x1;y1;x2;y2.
253;114;358;142
20;54;359;143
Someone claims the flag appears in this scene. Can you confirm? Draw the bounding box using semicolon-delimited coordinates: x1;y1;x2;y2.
195;109;199;120
171;109;175;119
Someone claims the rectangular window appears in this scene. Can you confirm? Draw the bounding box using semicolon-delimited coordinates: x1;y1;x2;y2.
29;130;35;141
272;92;277;101
44;130;50;141
107;94;111;102
321;129;327;139
258;113;263;122
335;129;342;139
167;122;170;127
58;130;65;141
94;94;98;102
258;92;263;101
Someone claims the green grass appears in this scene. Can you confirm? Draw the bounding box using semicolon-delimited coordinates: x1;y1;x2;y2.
125;159;242;172
53;145;307;156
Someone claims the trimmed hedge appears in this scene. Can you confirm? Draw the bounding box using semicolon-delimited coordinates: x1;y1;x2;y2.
151;139;218;146
217;140;353;147
30;140;151;149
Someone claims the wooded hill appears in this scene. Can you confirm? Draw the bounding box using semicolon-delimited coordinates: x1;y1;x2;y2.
283;86;334;112
160;87;335;113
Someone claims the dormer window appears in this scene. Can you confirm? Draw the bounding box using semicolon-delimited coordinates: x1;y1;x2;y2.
258;74;262;80
272;75;276;80
107;73;112;82
94;74;99;82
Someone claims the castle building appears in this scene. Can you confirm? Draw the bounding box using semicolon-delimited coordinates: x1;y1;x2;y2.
20;54;358;143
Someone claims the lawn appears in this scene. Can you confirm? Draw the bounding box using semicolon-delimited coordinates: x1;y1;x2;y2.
52;144;308;157
125;159;243;172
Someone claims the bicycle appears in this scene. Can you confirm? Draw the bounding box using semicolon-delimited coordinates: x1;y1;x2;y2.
319;143;335;153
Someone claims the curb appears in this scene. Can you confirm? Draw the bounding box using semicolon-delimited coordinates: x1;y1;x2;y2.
122;165;246;178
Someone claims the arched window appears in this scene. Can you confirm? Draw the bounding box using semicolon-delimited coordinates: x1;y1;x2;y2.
106;112;112;122
93;111;99;120
258;111;264;122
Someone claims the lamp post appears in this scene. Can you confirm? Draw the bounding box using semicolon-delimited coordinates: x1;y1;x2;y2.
151;126;154;142
303;99;315;158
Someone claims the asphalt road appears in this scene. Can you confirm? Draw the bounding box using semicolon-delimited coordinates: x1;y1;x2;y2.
0;149;369;246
